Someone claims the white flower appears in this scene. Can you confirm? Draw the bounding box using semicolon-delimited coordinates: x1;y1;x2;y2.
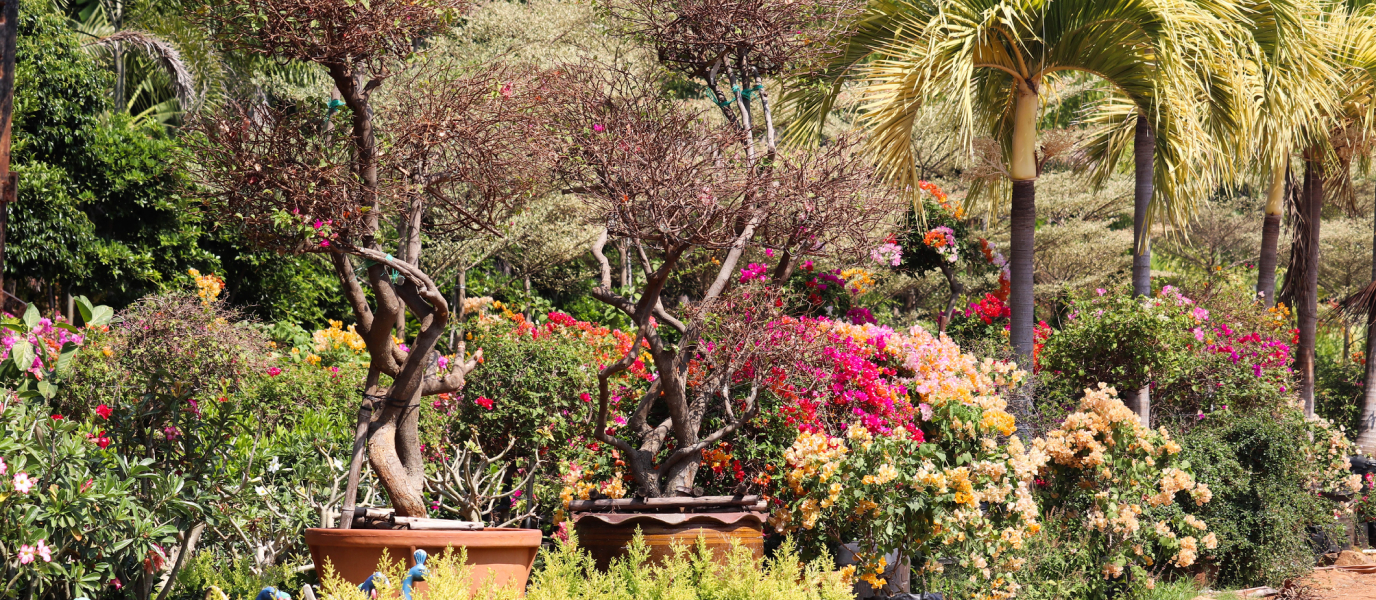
255;486;269;496
267;457;281;473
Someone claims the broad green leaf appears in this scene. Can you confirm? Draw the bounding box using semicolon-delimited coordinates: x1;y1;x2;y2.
88;305;114;327
22;304;39;330
76;295;95;324
12;338;34;371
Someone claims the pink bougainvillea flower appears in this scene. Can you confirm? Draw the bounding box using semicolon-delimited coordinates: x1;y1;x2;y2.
592;123;605;133
36;540;51;562
1096;288;1106;296
18;545;34;565
319;239;331;248
475;396;494;410
436;356;449;370
0;456;6;476
163;426;181;440
13;472;33;494
267;367;282;377
579;392;591;403
109;579;123;590
95;403;113;419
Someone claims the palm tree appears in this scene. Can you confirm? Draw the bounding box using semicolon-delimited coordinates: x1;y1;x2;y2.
787;0;1238;377
1282;3;1372;416
1239;0;1339;308
1328;4;1376;447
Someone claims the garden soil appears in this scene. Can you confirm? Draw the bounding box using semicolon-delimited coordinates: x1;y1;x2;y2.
1291;566;1376;600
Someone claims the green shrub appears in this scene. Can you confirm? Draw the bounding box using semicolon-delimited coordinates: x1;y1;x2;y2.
0;396;174;598
1173;408;1356;587
316;533;852;600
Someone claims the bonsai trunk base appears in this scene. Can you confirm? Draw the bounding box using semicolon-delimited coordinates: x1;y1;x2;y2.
570;496;766;570
305;528;541;596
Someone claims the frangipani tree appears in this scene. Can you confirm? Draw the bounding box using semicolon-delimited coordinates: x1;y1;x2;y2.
188;0;556;518
785;0;1237;377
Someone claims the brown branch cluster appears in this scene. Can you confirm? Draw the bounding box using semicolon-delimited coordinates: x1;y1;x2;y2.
382;66;559;237
197;0;464;71
187;66;556;253
608;0;862;78
550;66;896;259
188;104;370;253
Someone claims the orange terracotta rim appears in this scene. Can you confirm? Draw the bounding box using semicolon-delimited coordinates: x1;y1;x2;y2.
305;527;543;549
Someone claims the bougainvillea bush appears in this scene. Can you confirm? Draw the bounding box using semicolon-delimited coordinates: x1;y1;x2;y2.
1028;385;1218;598
1040;284;1294;424
770;320;1039;599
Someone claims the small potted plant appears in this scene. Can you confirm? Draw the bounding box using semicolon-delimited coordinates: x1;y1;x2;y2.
546;0;898;566
187;0;555;589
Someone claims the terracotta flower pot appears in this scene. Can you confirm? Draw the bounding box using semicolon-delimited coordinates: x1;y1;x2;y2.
305;527;542;596
572;512;763;570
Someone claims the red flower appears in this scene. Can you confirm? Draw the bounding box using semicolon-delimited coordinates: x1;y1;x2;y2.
474;396;494;410
95;404;113;420
50;414;63;421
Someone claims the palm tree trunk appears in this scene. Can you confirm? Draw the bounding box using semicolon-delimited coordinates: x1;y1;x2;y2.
1257;166;1286;307
1008;83;1039;372
1357;187;1376;453
1009;180;1036;365
1131;116;1154;298
1296;149;1323;416
1128;116;1154;426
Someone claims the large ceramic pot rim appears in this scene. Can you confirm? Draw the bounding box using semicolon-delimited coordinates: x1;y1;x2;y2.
305;527;543;549
571;511;764;527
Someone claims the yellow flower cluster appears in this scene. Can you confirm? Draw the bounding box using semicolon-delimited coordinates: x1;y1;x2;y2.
840;268;876;294
314;320;367;354
1040;382;1220;579
187;268;224;304
980;408;1017;437
784;431;849;495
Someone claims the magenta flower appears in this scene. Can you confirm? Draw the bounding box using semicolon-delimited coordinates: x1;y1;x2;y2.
0;456;6;476
319;240;331;248
592;123;605;132
436;356;449;370
580;392;591;403
267;367;282;377
35;540;51;563
95;403;113;420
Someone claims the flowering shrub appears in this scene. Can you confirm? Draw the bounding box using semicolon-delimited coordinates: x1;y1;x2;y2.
423;310;649;525
1040;285;1294;421
1174;407;1363;586
788;261;886;324
771;321;1039;599
0;300;111;400
1032;385;1216;594
0;393;172;597
899;181;1010;335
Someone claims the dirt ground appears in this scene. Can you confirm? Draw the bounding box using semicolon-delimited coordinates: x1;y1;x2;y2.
1291;566;1376;600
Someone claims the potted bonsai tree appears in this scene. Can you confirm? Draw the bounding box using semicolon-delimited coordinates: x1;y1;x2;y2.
187;0;554;589
547;0;899;565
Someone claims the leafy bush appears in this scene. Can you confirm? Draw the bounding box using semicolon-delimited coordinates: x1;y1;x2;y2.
315;533;852;600
1028;385;1217;598
1039;285;1293;423
0;394;170;598
1173;408;1361;586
